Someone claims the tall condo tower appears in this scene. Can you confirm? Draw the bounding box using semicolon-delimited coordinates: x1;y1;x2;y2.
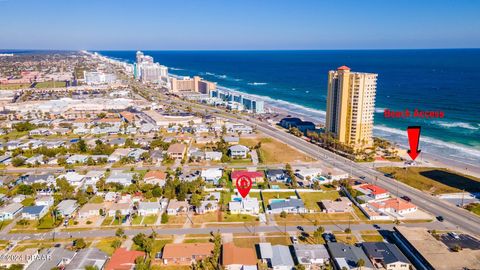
325;66;377;150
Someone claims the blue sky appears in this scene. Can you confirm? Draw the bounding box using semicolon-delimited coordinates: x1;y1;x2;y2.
1;0;479;50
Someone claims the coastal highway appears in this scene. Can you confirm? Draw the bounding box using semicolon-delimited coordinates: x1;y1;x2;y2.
168;98;480;236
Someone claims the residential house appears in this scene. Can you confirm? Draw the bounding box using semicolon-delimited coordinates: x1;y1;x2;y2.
64;248;109;270
229;195;260;215
138;202;161;216
150;150;164;163
104;192;118;202
226;123;253;134
143;171;167;186
12;194;26;203
222;243;258;270
21;205;48;220
369;198;418;217
161;243;214;265
83;170;105;190
327;242;374;270
361;242;411;270
231;170;264;184
106;171;133;186
128;148;147;161
259;243;294;270
205;151;222;161
355;184;390;200
201;168;223;185
107;148;131;163
195;193;221;214
66;154;89;164
166;199;189;215
26;247;75;270
266;169;289;183
293;244;330;269
20;174;55;185
295;168;322;181
228;144;249;158
223;135;240;144
106;202;131;216
320;197;353;213
78;203;104;219
25;154;45;165
104;248;145;270
56;200;78;218
35;196;54;207
0;203;23;221
58;172;85;188
268;198;307;214
167;143;187;160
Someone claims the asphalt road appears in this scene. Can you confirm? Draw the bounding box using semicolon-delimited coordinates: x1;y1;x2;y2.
1;222;444;241
169;98;480;237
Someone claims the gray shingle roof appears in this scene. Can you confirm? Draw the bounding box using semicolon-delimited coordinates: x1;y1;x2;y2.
361;242;410;265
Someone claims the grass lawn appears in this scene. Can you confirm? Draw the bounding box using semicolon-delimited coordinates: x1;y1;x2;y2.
361;234;385;242
192;212;219;223
101;216;114;226
89;196;104;204
0;83;31;90
94;237;119;255
37;214;62;229
142;215;158;225
465;203;480;216
233;237;260;248
298;191;341;211
377;167;480;195
132;216;143;225
183;238;211;243
266;236;291;245
34;81;67;88
222;213;258;223
334;234;358;245
13;243;54;252
111;216;125;225
166;215;187;224
240;137;314;163
0;131;28;140
275;212;356;225
261;191;297;205
21;197;35;206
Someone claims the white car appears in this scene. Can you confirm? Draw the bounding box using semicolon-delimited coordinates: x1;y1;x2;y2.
291;236;299;244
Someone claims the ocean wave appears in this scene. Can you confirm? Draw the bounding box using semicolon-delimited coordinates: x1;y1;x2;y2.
247;82;268;86
170;67;184;71
374;125;480;159
433;121;479;130
375;107;386;113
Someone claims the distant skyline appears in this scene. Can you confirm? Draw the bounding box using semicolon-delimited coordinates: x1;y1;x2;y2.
1;0;479;50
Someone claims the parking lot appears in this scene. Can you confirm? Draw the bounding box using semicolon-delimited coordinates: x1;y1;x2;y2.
439;233;480;250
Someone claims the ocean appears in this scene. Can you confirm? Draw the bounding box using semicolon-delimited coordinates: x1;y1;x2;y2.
8;49;480;165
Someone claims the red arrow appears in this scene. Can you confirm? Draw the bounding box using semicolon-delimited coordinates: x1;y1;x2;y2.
407;126;421;160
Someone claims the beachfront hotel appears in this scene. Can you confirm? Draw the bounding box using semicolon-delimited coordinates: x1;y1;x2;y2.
325;66;377;150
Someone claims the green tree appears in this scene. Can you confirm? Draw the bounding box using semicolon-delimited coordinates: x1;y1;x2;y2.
161;213;169;224
115;228;125;238
280;211;287;218
73;238;87;250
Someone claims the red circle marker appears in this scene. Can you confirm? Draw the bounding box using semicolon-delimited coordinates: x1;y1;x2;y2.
236;175;253;198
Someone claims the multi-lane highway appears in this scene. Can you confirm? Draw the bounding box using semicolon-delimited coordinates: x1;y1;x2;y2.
169;98;480;236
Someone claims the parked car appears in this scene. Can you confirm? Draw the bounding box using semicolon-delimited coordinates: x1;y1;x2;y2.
322;233;336;242
449;232;460;239
401;196;411;202
437;215;444;222
291;236;299;244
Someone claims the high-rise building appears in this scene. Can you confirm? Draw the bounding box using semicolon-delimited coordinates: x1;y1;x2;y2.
325;66;377;149
170;76;216;94
139;63;168;83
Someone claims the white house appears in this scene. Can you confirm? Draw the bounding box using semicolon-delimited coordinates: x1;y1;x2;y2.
201;168;223;185
56;200;78;218
228;145;249;159
0;203;23;221
229;196;260;215
138;202;161;216
35;196;54;207
21;205;48;220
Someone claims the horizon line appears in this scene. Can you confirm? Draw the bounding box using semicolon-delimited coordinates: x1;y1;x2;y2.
1;47;480;52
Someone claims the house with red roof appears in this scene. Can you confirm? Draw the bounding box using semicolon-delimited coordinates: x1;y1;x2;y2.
369;198;418;216
355;184;390;200
104;248;145;270
231;170;264;184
